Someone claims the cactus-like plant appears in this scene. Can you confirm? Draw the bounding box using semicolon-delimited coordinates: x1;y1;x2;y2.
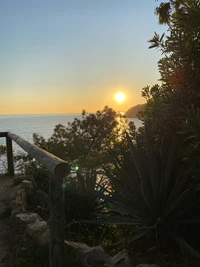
89;126;200;258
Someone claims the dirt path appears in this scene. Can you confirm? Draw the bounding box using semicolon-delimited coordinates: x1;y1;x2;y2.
0;176;20;266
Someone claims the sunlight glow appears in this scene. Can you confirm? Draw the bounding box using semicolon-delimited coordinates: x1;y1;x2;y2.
114;92;126;103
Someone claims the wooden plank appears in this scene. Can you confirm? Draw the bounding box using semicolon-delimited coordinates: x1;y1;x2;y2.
6;136;14;176
49;172;65;267
0;132;8;138
8;132;70;177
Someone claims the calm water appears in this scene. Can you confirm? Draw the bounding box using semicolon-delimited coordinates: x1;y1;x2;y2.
0;114;142;152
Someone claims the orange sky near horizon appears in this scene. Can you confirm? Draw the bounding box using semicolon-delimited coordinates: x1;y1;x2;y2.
0;1;165;115
0;84;146;114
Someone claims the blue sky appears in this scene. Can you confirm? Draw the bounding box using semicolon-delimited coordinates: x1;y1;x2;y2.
0;0;166;114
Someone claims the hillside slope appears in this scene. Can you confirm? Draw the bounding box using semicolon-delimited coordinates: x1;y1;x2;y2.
125;104;145;118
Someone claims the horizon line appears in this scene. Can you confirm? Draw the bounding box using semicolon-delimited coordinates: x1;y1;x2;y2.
0;112;82;116
0;110;127;116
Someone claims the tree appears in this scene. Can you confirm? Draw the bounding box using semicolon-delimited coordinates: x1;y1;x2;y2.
33;106;130;170
151;0;200;101
140;0;200;144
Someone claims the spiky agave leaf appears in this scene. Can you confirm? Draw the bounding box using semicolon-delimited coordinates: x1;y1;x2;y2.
178;198;200;216
103;167;139;203
81;216;145;225
165;188;194;218
125;132;148;183
109;148;142;197
168;233;200;259
161;135;178;205
165;171;189;216
114;228;153;246
126;131;158;217
95;192;139;216
178;218;200;224
144;125;160;207
105;149;148;209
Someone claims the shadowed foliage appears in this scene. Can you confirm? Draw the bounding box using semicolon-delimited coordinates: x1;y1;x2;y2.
86;127;200;258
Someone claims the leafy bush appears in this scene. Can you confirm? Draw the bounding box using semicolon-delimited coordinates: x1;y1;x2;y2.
178;106;200;183
139;0;200;152
32;106;130;169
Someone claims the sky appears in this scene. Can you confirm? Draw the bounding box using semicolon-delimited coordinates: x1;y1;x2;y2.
0;0;166;114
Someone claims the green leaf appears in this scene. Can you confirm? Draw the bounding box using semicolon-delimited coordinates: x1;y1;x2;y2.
149;44;159;49
144;125;160;204
160;33;165;42
81;216;144;225
114;228;152;246
96;193;138;215
125;132;148;183
164;136;178;198
165;173;185;212
168;233;200;259
104;167;138;202
165;188;194;218
178;218;200;224
140;181;157;217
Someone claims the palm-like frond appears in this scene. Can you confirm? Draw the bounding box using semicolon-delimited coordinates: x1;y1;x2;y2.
93;126;200;258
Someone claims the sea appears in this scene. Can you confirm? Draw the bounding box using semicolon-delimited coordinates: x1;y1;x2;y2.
0;113;143;155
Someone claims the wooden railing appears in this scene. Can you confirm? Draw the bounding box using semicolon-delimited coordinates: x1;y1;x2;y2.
0;132;71;267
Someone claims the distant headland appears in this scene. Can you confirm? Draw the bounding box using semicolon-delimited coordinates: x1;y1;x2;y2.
125;104;145;118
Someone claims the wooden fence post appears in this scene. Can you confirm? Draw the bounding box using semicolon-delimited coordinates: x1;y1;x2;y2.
49;173;65;267
6;135;14;176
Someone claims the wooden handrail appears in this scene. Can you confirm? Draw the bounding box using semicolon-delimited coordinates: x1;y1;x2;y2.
7;132;70;176
0;132;71;267
0;132;8;138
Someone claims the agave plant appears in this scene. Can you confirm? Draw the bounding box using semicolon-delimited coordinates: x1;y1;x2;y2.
64;168;111;222
90;126;200;258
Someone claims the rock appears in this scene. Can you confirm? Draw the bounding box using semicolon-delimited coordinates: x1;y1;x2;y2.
10;181;34;216
65;241;111;267
11;199;25;215
14;213;40;225
13;212;133;267
12;187;28;213
26;218;49;237
37;228;50;246
136;265;159;267
110;250;131;267
12;212;50;246
64;242;133;267
20;180;34;190
82;246;110;267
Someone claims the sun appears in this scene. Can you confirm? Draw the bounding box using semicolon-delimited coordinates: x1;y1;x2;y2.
114;92;126;103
